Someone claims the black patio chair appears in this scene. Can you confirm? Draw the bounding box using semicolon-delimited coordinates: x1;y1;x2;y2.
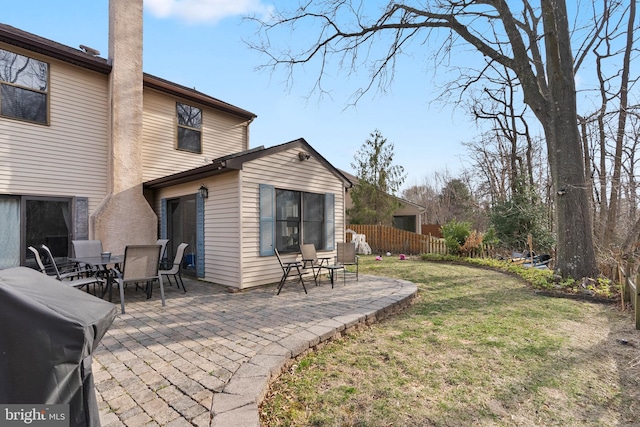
274;248;307;295
28;245;104;293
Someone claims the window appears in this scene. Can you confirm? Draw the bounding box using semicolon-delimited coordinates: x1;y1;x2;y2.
276;189;325;252
0;48;49;124
260;186;334;254
275;190;301;252
393;215;416;232
176;102;202;153
303;192;325;250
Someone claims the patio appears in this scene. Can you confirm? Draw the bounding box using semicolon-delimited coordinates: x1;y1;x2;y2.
93;274;417;426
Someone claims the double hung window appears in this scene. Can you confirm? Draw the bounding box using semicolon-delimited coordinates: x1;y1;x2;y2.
176;102;202;153
0;48;49;124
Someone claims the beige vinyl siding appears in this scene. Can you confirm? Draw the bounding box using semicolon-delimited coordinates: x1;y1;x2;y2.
0;44;109;215
142;89;249;182
239;148;346;289
152;171;242;288
202;172;241;287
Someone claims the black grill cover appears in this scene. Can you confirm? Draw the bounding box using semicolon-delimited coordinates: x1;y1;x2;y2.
0;267;117;427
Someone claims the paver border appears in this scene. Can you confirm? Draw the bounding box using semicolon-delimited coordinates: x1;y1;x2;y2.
210;279;417;426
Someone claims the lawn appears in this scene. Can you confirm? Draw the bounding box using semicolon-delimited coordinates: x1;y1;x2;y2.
260;256;640;426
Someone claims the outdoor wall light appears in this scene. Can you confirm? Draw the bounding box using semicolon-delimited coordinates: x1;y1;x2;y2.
298;151;310;161
198;184;209;199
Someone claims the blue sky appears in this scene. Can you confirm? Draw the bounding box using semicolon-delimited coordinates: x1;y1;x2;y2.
2;0;477;189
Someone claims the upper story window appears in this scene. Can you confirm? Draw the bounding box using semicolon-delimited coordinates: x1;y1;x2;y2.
0;48;49;125
176;102;202;153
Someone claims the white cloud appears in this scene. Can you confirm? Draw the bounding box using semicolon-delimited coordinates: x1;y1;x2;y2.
145;0;273;23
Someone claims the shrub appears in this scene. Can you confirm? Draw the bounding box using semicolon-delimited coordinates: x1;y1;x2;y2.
460;230;483;257
419;253;618;300
482;226;500;246
441;220;472;256
489;192;554;252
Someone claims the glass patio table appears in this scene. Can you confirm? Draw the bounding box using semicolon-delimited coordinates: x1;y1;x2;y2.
68;255;124;301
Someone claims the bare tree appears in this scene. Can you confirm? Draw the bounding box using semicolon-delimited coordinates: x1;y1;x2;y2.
250;0;601;278
623;111;640;224
402;181;439;222
462;132;512;204
600;0;636;247
465;63;542;201
619;109;640;255
576;1;639;251
402;169;463;225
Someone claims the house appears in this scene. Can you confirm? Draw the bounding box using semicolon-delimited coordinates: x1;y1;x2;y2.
0;0;351;289
340;170;425;233
145;140;350;288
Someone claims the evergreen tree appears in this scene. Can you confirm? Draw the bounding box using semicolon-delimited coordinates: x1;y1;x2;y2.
348;130;406;225
489;180;554;252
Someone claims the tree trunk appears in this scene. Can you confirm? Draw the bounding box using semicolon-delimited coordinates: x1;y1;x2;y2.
541;0;598;278
578;117;597;235
603;0;635;247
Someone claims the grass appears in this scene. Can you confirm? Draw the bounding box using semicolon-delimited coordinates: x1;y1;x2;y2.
259;255;640;426
420;253;620;300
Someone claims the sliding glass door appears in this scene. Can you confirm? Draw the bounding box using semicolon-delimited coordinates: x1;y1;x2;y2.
0;195;75;269
24;197;73;260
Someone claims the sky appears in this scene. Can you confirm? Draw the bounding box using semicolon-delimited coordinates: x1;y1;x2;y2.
2;0;479;190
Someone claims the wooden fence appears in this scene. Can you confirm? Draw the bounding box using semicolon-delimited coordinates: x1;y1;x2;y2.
617;260;640;330
346;224;447;255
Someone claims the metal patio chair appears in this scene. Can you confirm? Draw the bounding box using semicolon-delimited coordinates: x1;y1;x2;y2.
72;239;104;276
111;244;164;314
336;242;359;281
156;238;169;263
159;242;188;293
300;243;332;285
274;248;307;295
29;245;104;292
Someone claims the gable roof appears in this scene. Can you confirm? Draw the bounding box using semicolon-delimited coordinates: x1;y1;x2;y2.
143;73;256;121
144;138;353;189
0;23;256;121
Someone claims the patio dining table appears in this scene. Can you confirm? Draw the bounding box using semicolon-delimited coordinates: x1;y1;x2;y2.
69;255;124;301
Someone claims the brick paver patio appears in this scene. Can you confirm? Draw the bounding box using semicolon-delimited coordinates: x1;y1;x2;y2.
93;273;417;426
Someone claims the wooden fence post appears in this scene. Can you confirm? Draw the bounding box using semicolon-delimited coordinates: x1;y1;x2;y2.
631;261;640;330
621;256;628;310
636;284;640;330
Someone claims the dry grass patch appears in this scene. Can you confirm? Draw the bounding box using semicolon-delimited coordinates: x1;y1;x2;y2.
260;257;640;426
